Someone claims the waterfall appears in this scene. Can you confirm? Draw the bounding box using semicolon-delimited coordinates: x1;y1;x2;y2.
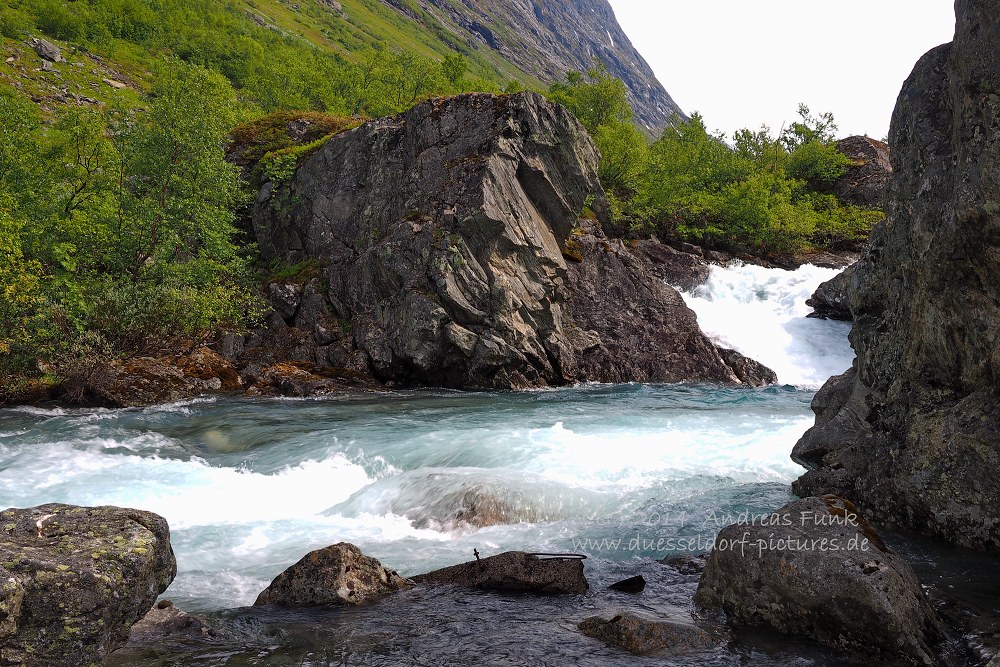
680;262;854;389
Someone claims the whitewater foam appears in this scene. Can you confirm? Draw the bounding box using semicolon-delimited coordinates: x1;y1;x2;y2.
680;262;854;388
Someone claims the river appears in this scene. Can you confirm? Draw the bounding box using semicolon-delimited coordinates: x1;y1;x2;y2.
1;262;875;666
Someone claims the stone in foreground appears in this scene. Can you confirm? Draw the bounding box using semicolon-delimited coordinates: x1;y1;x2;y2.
0;503;176;667
254;542;412;606
695;496;941;666
578;612;714;656
412;551;588;594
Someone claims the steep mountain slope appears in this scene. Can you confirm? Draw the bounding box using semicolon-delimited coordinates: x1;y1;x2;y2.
371;0;684;131
1;0;680;130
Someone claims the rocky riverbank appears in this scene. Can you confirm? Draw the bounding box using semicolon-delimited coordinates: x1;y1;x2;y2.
3;497;997;666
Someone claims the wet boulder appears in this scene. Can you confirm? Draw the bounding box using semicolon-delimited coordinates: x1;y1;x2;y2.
578;612;715;656
608;575;645;593
412;551;588;594
254;542;412;606
695;496;942;665
716;347;778;386
659;553;708;575
0;503;176;667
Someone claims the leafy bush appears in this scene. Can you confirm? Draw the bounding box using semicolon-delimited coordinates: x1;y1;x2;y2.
546;71;883;255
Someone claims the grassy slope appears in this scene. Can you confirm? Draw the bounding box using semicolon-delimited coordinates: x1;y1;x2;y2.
0;0;545;114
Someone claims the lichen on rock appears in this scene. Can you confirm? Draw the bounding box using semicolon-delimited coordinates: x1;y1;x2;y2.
0;503;176;667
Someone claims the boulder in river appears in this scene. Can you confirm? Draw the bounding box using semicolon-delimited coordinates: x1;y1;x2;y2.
254;542;412;606
0;503;176;667
790;0;1000;551
236;92;770;391
695;496;942;665
412;551;588;594
578;612;715;656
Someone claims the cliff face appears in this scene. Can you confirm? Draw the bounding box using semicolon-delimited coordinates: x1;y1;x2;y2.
791;0;1000;550
379;0;683;133
243;92;768;390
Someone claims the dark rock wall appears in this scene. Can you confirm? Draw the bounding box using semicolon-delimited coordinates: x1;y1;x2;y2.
792;1;1000;551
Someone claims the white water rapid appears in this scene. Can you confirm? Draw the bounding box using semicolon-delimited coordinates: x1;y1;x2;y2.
680;262;855;388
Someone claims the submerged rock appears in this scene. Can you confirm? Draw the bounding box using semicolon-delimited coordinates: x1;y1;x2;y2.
406;485;538;531
695;496;941;665
608;575;645;594
0;503;176;667
578;612;714;656
659;553;708;575
255;543;412;607
412;551;588;594
243;92;764;391
126;600;219;646
790;0;1000;551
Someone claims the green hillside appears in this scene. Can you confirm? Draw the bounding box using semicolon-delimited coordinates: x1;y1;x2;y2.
0;0;539;117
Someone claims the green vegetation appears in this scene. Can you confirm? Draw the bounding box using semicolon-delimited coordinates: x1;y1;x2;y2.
549;70;883;255
0;0;883;400
0;0;509;399
0;65;262;392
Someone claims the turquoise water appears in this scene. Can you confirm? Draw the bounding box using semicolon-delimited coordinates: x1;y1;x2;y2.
0;384;813;611
0;263;877;665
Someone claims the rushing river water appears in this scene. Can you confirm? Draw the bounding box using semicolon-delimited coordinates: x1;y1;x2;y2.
0;262;881;666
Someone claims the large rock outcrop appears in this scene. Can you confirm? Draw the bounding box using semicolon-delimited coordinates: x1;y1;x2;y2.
243;93;769;391
695;496;942;665
0;504;176;666
791;0;1000;552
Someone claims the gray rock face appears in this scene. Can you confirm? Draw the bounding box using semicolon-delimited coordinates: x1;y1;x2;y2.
254;543;412;607
412;551;588;594
578;612;715;656
250;93;762;390
831;135;892;209
805;263;855;321
0;503;176;667
695;496;942;666
378;0;683;132
790;0;1000;552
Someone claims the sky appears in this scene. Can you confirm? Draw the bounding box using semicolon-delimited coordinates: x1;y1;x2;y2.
607;0;956;141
